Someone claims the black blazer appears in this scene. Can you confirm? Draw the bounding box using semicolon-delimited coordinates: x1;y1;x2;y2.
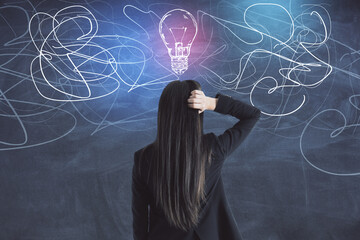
132;93;261;240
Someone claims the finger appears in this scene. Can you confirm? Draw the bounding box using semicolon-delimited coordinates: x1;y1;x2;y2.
187;98;202;103
191;98;204;103
188;94;203;100
192;91;203;96
188;103;202;109
189;93;204;99
188;102;199;108
191;90;203;95
188;94;198;99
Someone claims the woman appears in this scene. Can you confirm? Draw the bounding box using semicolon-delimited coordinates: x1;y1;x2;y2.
132;80;261;240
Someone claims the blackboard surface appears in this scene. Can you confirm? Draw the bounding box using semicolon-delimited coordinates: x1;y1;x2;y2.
1;0;360;239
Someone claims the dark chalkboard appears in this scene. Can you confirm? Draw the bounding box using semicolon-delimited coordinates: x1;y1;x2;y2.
1;0;360;239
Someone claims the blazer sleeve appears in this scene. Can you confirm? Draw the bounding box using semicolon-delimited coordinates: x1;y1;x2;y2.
213;93;261;159
132;150;150;240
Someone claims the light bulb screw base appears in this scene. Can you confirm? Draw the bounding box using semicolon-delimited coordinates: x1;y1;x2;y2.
171;56;188;75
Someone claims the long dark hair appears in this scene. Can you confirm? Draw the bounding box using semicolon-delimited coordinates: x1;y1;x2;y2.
151;80;212;231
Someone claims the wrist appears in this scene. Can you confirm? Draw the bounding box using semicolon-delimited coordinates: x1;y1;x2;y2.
206;97;218;111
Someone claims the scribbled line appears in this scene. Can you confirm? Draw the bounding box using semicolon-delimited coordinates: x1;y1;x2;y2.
0;4;74;151
192;3;358;176
0;89;76;151
1;1;360;178
300;108;360;176
28;5;158;101
0;4;162;151
196;3;332;117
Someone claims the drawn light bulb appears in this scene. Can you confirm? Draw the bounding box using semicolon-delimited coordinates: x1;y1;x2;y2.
159;9;198;75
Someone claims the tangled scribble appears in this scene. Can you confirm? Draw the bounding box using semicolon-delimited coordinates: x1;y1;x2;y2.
1;1;359;176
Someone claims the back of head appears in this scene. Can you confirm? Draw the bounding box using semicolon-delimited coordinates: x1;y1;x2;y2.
157;80;203;139
152;80;212;231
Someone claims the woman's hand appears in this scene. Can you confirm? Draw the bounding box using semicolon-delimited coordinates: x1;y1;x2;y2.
187;90;218;114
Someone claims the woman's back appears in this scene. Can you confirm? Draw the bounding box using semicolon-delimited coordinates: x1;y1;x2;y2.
132;90;261;240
